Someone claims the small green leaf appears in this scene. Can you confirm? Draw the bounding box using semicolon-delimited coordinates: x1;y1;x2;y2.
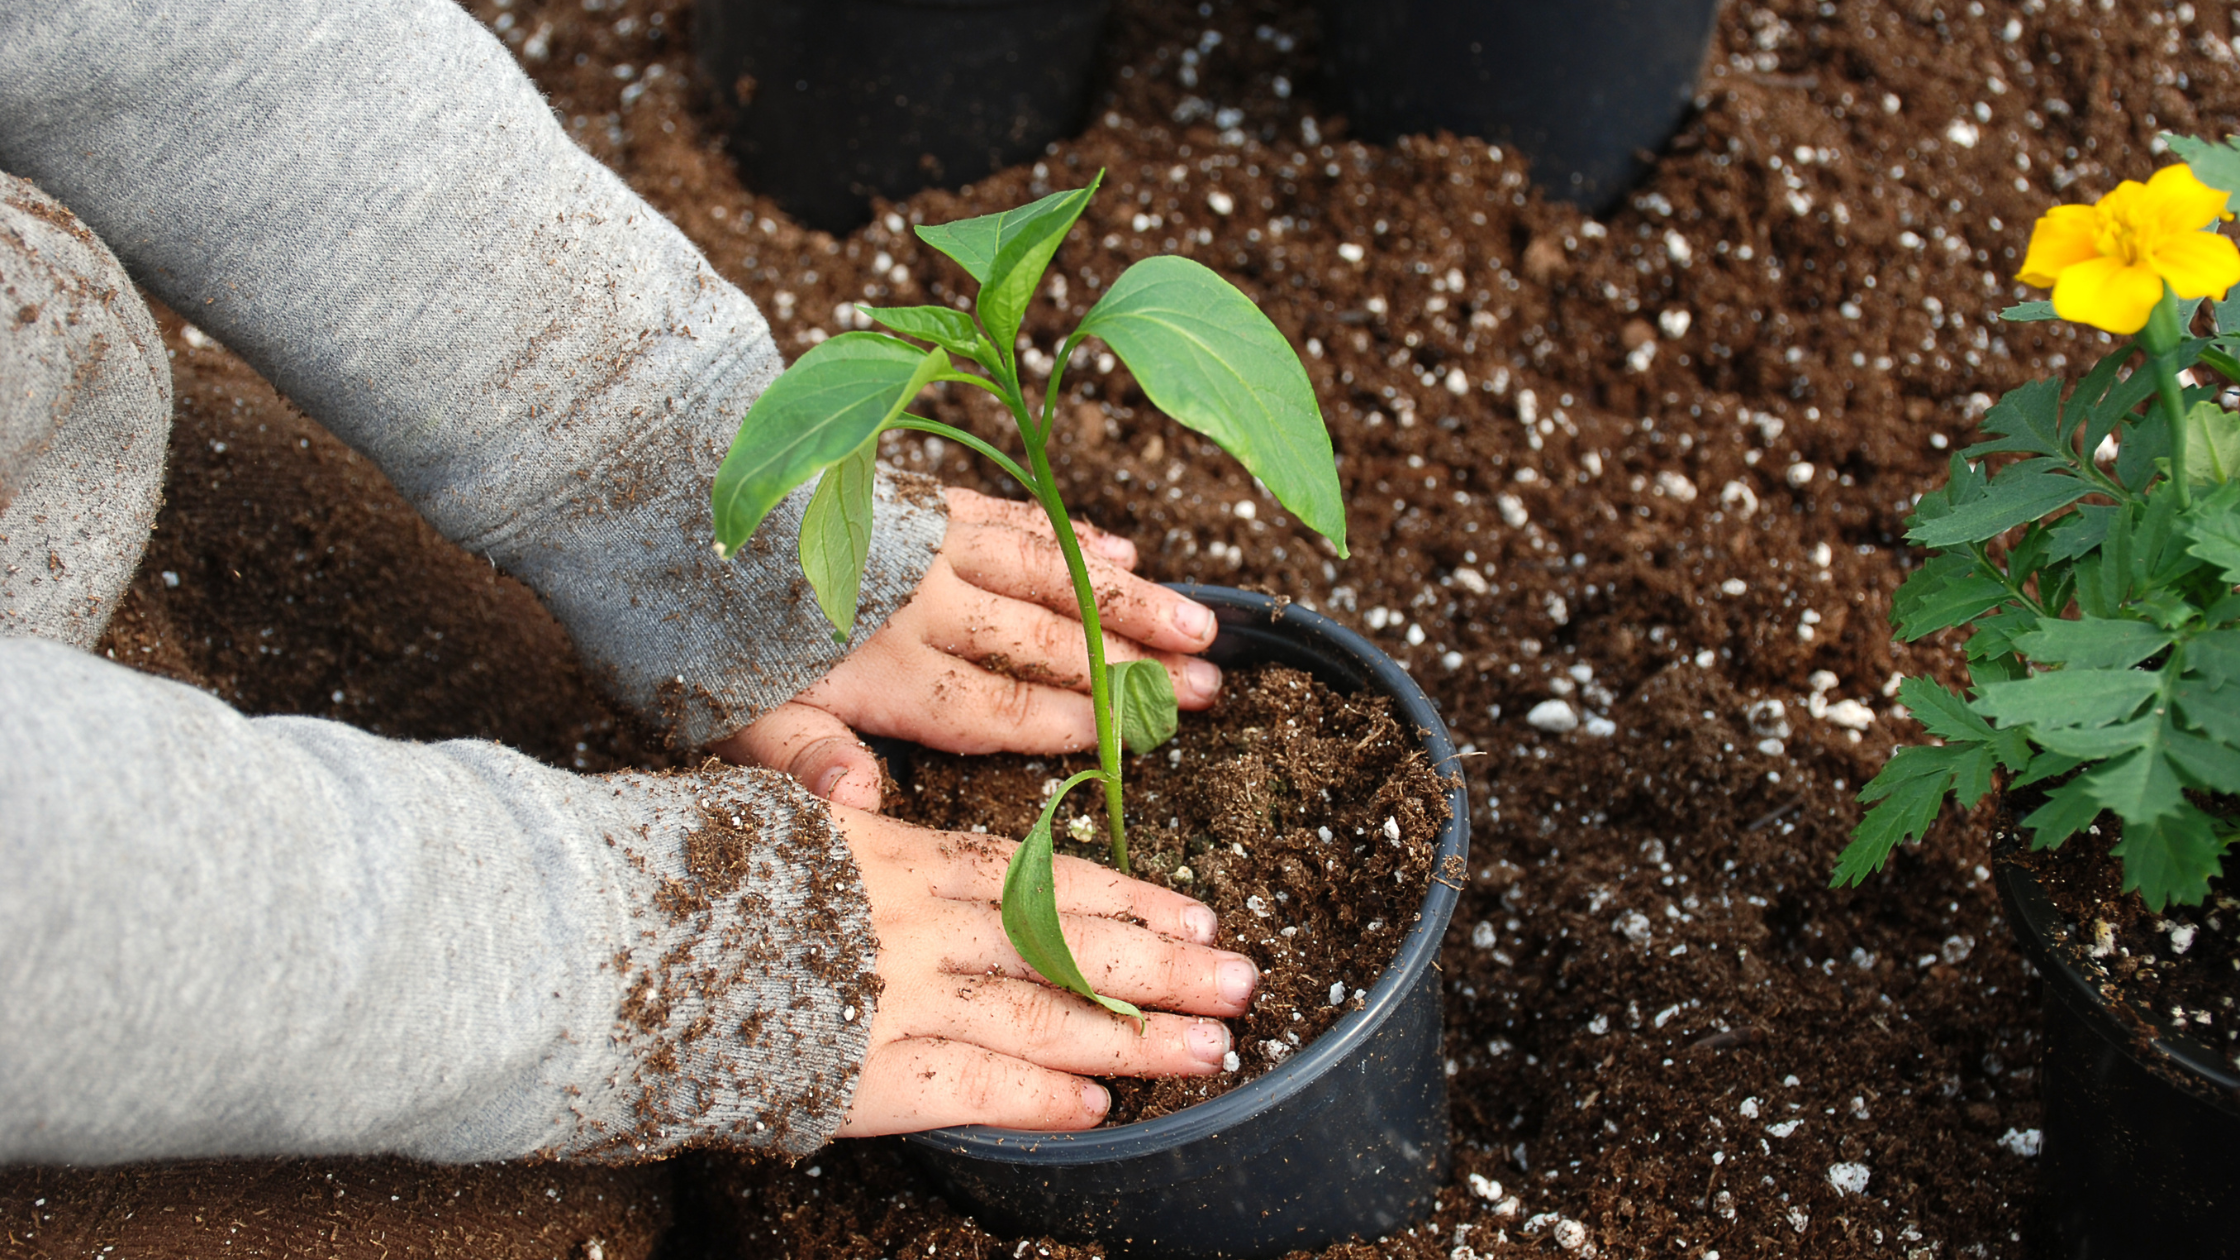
917;176;1103;354
2009;616;2175;670
1000;769;1145;1025
1962;378;2065;458
2081;744;2186;827
2183;480;2240;584
2182;400;2240;483
1965;605;2041;671
2187;628;2240;686
1998;300;2058;323
856;304;990;364
2163;134;2240;212
2166;726;2240;788
2031;717;2159;760
1079;255;1348;554
1895;573;2012;640
2045;505;2114;562
711;335;946;555
2011;749;2086;788
1109;658;1180;754
2022;775;2102;851
2174;676;2240;744
1898;676;1995;743
1972;667;2160;730
1831;744;1976;886
797;432;879;639
1906;464;2092;548
2108;802;2225;911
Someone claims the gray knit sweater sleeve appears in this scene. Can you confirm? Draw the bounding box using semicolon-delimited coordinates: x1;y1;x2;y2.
0;0;945;748
0;635;878;1164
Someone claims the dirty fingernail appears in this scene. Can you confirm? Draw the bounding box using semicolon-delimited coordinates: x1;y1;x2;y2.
1082;1082;1111;1116
1093;533;1136;562
811;762;850;798
1173;600;1215;640
1185;658;1222;699
1185;1020;1231;1064
1181;903;1219;943
1216;957;1259;1006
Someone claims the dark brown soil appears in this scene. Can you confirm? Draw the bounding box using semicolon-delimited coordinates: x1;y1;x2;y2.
0;1157;671;1260
56;0;2240;1256
886;664;1447;1123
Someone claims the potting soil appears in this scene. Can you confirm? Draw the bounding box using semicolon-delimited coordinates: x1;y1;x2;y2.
33;0;2240;1256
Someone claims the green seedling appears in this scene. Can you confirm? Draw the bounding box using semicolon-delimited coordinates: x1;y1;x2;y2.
710;173;1347;1018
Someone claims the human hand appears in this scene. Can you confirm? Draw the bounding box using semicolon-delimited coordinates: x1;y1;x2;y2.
714;488;1222;811
830;805;1257;1135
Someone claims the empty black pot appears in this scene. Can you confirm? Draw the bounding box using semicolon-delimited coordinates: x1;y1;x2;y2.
901;585;1471;1259
1994;836;2240;1257
694;0;1109;233
1315;0;1724;213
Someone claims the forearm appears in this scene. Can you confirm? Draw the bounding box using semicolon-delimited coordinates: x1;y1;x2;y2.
0;0;944;745
0;637;876;1164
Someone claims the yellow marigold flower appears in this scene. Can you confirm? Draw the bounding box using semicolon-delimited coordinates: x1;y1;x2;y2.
2015;163;2240;335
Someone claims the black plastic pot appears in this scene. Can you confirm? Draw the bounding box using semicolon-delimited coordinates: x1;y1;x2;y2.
1314;0;1724;214
901;586;1471;1259
693;0;1109;234
1994;836;2240;1257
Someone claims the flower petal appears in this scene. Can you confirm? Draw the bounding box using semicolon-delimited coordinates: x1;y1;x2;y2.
2017;205;2103;288
2150;229;2240;300
2051;255;2165;334
2146;163;2234;233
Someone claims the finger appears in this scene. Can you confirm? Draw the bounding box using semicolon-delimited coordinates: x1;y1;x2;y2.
920;835;1220;945
945;519;1216;654
944;486;1137;568
922;584;1221;709
925;900;1259;1017
837;1037;1109;1136
712;701;883;811
894;976;1231;1078
853;645;1102;755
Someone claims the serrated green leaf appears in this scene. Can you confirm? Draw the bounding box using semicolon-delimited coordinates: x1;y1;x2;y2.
917;176;1102;355
1962;378;2065;458
1899;676;1995;742
1000;768;1144;1025
1907;465;2092;548
1966;604;2042;667
712;335;944;554
1999;300;2058;322
2184;480;2240;584
2031;717;2160;759
2166;725;2240;787
2163;134;2240;211
1110;658;1180;754
2012;749;2086;787
1892;562;2012;640
1972;667;2160;730
2183;400;2240;484
797;431;879;639
1947;741;2002;809
2173;676;2240;747
856;304;990;364
2045;505;2115;562
2023;775;2103;850
2010;616;2175;670
2117;402;2176;492
2081;744;2186;827
2108;802;2225;911
1831;744;1973;886
2187;628;2240;686
1079;255;1348;554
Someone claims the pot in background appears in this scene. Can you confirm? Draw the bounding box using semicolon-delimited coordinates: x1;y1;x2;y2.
1314;0;1724;213
694;0;1109;234
902;586;1472;1259
1994;833;2240;1257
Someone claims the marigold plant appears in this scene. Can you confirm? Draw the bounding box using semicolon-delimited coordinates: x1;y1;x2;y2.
1834;136;2240;911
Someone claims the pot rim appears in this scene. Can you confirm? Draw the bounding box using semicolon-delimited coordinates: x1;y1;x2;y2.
901;585;1470;1165
1993;824;2240;1112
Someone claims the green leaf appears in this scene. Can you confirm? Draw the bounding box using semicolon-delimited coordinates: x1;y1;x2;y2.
2218;291;2240;337
2163;134;2240;211
1906;464;2092;548
2009;616;2176;670
1000;768;1145;1025
797;431;879;639
2182;400;2240;484
2081;744;2185;827
2011;749;2086;788
2166;725;2240;788
1830;744;1978;886
2045;505;2115;562
711;335;946;555
1894;572;2011;640
2174;676;2240;744
2031;717;2159;759
1898;675;1996;743
1109;658;1180;754
2109;802;2225;911
917;176;1102;354
2022;775;2102;851
2186;627;2240;686
2183;479;2240;584
1965;604;2042;670
1999;300;2058;323
1972;667;2160;730
2117;404;2176;492
1963;378;2066;459
856;304;990;364
1079;255;1348;554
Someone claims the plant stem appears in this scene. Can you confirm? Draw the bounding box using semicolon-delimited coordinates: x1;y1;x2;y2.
2143;290;2192;509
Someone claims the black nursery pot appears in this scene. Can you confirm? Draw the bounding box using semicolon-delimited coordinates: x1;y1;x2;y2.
1994;839;2240;1257
1315;0;1724;213
901;586;1471;1259
693;0;1109;234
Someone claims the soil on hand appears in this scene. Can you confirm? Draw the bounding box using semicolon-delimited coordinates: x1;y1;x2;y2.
887;664;1447;1124
68;0;2240;1255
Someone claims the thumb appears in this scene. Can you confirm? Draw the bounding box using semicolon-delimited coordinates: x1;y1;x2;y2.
711;701;885;812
